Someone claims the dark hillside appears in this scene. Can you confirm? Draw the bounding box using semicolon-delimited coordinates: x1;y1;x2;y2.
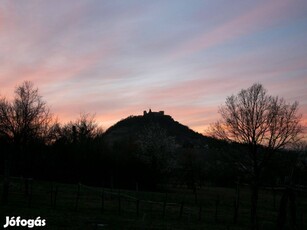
104;110;209;147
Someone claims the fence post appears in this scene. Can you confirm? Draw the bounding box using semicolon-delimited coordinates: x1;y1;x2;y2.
118;189;121;214
27;178;33;207
194;187;198;204
50;182;53;207
150;201;153;218
179;201;184;219
233;178;240;224
135;184;140;218
215;195;220;223
75;183;81;210
136;199;140;217
101;188;104;213
53;184;58;208
198;204;202;221
300;211;303;230
50;182;58;208
272;187;276;210
163;200;166;219
163;193;167;219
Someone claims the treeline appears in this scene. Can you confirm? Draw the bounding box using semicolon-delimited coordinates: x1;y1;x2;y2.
0;81;306;192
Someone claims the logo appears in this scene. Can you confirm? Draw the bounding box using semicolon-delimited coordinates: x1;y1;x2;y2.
3;216;46;228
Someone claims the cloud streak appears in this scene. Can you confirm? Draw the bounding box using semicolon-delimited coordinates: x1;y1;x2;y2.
0;0;306;134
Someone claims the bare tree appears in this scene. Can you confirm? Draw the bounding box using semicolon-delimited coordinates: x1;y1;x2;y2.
0;81;53;144
53;113;104;183
73;113;103;141
58;113;103;144
209;83;303;230
0;81;54;202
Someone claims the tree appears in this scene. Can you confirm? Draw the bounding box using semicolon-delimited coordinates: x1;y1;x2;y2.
137;124;176;188
53;113;104;184
57;113;102;145
0;81;54;145
0;81;54;202
209;83;303;230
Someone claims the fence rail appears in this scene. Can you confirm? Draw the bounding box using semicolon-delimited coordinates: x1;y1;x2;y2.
1;177;307;229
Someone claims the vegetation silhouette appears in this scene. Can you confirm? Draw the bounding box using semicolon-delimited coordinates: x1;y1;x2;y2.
0;81;306;230
0;81;55;203
209;83;303;230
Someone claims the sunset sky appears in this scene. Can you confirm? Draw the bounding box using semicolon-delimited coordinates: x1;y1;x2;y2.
1;0;307;134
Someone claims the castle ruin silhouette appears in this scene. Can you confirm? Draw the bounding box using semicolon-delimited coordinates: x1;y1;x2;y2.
143;109;164;116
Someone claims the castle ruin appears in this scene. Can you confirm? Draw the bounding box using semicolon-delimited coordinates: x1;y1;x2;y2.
143;109;164;116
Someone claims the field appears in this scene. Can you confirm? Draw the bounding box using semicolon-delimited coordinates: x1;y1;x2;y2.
1;178;306;230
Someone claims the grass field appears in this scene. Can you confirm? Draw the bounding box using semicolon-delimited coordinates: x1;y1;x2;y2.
1;178;306;229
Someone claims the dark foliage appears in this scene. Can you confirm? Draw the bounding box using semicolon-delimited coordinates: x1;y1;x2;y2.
1;82;305;196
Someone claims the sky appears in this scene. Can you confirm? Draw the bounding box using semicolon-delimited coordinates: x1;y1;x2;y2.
1;0;307;134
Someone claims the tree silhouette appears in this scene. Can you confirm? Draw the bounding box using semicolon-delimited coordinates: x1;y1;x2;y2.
53;113;104;184
137;124;176;188
209;83;303;230
57;113;102;145
0;81;54;202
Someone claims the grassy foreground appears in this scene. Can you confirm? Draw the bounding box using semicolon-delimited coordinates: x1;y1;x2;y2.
0;178;306;230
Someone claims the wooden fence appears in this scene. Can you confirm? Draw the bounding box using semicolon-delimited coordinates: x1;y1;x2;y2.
2;177;307;229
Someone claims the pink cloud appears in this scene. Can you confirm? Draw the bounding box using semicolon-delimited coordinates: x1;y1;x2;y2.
0;0;305;137
142;75;245;105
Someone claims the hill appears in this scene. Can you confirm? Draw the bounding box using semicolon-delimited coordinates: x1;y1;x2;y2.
104;109;209;147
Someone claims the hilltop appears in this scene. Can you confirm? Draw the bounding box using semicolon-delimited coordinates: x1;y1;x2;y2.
104;109;209;147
